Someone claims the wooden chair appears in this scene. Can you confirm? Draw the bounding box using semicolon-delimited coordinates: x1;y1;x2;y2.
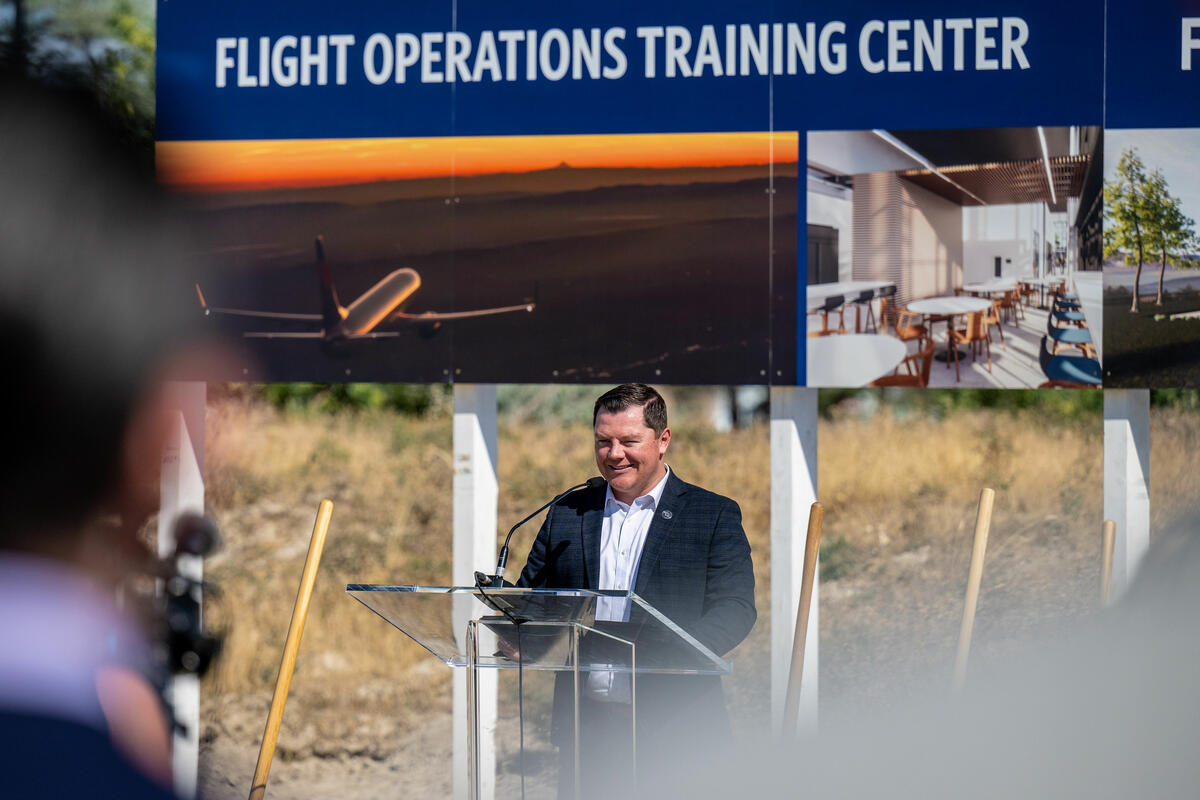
877;284;898;305
1052;305;1088;328
1051;288;1081;309
948;310;991;381
807;294;846;336
1019;282;1037;307
850;289;877;333
871;341;936;388
878;297;928;347
1038;334;1101;388
984;298;1006;350
1046;312;1094;357
999;289;1024;323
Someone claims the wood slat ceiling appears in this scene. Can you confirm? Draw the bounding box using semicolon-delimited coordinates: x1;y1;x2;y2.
897;154;1090;212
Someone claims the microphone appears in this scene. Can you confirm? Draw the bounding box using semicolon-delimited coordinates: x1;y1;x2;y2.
476;477;605;589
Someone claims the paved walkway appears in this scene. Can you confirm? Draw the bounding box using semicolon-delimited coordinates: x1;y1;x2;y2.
923;303;1054;389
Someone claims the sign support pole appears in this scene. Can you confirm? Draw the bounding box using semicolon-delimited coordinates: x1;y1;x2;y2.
453;385;498;800
158;380;206;799
1103;388;1150;600
770;386;819;735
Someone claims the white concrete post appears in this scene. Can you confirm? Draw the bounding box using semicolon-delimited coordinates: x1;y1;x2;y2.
770;386;819;734
1103;389;1151;599
158;380;206;799
453;385;499;800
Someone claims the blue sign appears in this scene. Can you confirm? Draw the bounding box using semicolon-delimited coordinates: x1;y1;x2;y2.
158;0;1104;386
159;0;1102;140
1107;0;1200;128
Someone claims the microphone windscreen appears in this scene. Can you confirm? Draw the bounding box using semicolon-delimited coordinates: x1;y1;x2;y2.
585;476;606;489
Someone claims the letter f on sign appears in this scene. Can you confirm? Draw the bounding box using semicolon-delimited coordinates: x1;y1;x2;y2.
1183;18;1200;70
216;37;237;87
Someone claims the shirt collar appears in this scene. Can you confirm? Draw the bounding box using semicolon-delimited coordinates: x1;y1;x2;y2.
604;465;671;511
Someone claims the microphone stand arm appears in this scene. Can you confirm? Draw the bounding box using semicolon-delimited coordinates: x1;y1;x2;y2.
492;482;588;586
475;477;604;589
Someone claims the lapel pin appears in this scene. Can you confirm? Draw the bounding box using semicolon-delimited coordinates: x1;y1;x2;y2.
661;510;673;520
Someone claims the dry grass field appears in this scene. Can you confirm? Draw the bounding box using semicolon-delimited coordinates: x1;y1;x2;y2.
195;389;1194;798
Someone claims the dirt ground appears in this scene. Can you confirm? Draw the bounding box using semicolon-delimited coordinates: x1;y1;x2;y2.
200;692;454;799
195;394;1129;799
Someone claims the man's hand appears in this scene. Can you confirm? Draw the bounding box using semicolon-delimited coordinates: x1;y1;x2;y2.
495;636;521;662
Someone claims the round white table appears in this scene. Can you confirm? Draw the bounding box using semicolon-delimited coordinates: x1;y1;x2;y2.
806;334;907;387
963;279;1018;295
907;296;992;316
906;296;991;365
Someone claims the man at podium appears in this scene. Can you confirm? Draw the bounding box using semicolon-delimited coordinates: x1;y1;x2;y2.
518;383;757;796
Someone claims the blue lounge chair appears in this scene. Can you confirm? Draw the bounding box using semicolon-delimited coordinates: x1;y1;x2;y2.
1046;313;1093;356
1038;335;1101;387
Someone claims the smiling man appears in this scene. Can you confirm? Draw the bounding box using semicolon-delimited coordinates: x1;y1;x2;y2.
518;383;756;798
594;390;670;504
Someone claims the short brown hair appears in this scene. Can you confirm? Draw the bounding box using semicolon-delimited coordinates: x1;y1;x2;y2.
593;384;668;435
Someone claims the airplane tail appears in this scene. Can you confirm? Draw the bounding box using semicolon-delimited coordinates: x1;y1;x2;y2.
315;235;345;331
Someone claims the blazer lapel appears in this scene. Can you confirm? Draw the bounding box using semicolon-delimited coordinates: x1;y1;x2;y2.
633;472;687;597
581;498;604;591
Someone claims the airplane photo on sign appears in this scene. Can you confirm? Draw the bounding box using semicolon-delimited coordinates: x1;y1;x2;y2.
160;131;794;383
196;236;535;344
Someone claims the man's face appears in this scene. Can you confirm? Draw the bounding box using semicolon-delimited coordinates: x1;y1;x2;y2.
594;405;670;504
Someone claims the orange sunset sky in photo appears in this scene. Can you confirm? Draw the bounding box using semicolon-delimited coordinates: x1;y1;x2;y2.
156;131;798;191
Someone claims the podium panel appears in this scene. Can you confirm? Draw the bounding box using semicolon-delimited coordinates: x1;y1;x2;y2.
347;585;730;798
345;585;731;675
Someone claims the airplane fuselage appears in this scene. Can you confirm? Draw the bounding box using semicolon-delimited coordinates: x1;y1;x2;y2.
329;268;420;339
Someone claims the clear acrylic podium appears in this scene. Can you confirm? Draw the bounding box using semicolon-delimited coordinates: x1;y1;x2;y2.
346;585;731;799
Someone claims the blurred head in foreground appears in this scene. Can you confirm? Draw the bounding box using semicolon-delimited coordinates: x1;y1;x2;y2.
0;74;201;563
0;73;209;797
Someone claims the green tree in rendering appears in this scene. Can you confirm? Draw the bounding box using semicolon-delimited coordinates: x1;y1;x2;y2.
1104;148;1152;312
1143;168;1197;305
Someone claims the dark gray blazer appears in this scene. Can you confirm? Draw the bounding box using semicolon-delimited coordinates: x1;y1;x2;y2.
516;470;756;658
516;471;756;758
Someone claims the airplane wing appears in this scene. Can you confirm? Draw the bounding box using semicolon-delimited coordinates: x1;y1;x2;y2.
243;332;325;339
243;331;405;339
196;284;322;321
207;308;322;321
390;303;535;322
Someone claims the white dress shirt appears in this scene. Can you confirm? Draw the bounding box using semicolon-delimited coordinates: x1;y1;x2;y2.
589;466;670;701
596;465;670;623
